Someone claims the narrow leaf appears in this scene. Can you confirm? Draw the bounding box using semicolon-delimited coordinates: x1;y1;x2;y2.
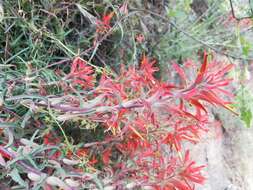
9;168;28;187
194;51;208;85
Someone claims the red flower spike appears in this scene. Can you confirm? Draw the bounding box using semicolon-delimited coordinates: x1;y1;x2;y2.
179;52;237;116
140;54;159;84
96;12;114;34
180;159;206;185
102;12;114;27
69;57;95;89
194;51;208;85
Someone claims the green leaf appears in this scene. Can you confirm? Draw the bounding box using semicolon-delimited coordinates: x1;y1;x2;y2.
240;107;252;128
0;122;17;128
8;168;28;188
21;108;33;128
92;175;104;190
239;36;251;56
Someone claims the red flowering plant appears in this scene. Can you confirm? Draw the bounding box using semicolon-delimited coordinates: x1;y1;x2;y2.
0;2;243;190
33;50;235;189
0;49;235;189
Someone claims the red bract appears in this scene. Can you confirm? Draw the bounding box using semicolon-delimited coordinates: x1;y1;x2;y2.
102;148;111;165
194;51;208;85
68;57;95;89
43;133;62;159
179;52;236;115
140;54;159;85
180;162;206;184
102;12;114;27
96;12;114;34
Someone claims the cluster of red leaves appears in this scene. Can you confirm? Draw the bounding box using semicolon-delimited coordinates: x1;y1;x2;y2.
55;51;234;189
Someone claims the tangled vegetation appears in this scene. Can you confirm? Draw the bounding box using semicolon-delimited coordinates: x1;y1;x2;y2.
0;0;252;189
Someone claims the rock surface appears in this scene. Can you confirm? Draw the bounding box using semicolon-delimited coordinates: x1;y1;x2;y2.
193;106;253;190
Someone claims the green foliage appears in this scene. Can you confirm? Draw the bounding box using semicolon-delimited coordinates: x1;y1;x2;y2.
236;86;253;128
240;107;252;128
